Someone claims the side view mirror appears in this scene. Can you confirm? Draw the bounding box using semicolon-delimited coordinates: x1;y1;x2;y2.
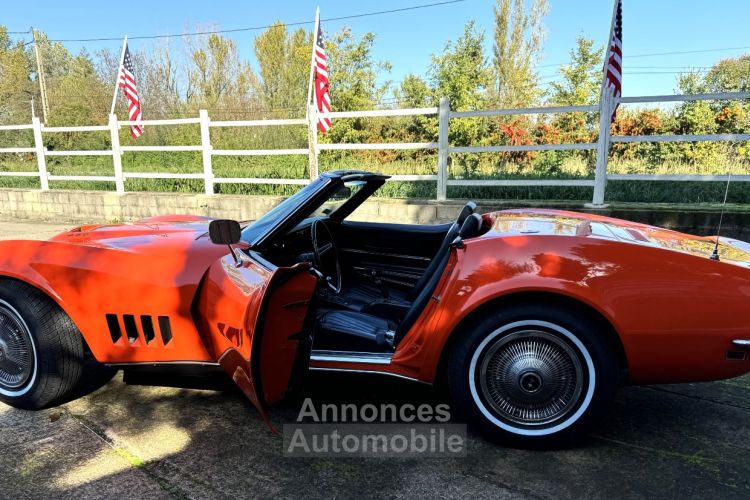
209;219;241;245
209;220;243;266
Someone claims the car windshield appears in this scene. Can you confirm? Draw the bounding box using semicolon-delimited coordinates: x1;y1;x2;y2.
240;174;378;247
309;181;366;218
241;177;328;245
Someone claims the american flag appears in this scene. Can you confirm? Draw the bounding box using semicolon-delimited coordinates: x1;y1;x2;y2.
313;23;332;133
604;0;622;122
117;42;143;139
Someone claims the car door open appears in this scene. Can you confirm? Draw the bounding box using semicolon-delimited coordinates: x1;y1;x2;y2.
196;251;317;429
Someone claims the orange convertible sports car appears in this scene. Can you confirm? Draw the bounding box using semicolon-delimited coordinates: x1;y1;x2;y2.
1;170;750;446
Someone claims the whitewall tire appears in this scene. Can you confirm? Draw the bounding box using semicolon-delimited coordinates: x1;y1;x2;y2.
447;302;620;447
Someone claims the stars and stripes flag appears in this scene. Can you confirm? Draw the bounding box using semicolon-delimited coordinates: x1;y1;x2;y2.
313;22;332;133
117;42;143;139
604;0;622;122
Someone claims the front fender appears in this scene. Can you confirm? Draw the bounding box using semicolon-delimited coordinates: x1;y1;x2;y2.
0;239;224;364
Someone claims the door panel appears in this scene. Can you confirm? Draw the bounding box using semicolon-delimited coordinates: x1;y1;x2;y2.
335;221;450;289
196;253;316;425
257;269;317;404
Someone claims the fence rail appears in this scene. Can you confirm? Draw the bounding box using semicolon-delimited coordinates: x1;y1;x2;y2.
1;91;750;204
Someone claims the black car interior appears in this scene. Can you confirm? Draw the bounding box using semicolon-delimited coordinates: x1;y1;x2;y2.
244;171;489;354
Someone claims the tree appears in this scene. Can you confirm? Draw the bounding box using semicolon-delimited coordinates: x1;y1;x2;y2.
428;21;491;112
326;28;391;111
547;35;604;145
548;35;604;107
141;40;182;117
393;74;437;144
702;55;750;94
677;55;750;134
493;0;549;108
187;34;256;111
396;74;432;107
254;22;312;115
34;32;73;80
47;50;110;126
0;27;34;123
428;21;493;173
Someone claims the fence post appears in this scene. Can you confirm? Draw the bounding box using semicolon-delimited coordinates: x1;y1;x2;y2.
109;114;125;194
31;116;48;190
199;109;214;195
436;97;450;201
307;104;319;180
590;91;611;207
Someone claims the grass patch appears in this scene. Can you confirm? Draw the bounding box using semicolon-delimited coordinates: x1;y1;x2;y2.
2;148;750;204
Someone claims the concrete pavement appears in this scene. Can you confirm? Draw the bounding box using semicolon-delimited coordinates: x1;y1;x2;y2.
0;220;74;241
0;220;749;498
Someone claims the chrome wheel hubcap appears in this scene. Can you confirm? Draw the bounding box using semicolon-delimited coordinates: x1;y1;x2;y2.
0;304;34;390
478;329;585;427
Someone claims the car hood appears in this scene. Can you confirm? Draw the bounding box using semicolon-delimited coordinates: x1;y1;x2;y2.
483;209;750;268
47;215;224;257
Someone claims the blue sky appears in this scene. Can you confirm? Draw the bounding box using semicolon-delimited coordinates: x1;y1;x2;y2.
6;0;750;98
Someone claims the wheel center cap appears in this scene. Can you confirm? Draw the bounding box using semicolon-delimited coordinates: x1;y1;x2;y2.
519;371;543;394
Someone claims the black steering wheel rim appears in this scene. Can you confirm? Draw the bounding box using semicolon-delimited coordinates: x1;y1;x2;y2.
311;219;342;294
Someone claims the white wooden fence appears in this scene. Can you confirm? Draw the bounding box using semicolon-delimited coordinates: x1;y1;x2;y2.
1;90;749;205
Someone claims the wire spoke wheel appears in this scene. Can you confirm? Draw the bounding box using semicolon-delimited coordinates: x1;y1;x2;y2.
476;328;587;429
0;302;35;391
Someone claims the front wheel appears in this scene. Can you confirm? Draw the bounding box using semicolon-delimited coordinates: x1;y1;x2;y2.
0;280;93;409
447;304;620;447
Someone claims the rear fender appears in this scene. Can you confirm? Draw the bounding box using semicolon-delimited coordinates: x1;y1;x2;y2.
395;234;750;385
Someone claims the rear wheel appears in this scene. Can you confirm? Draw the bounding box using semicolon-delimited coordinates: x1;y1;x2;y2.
0;280;96;409
447;304;620;447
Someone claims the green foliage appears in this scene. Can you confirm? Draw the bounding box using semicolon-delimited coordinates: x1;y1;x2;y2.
1;22;750;206
187;34;255;110
429;21;491;112
254;23;311;114
549;35;604;107
0;27;35;123
326;29;391;112
492;0;549;108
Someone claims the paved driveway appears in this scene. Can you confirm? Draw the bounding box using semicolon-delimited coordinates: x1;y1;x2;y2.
1;221;749;499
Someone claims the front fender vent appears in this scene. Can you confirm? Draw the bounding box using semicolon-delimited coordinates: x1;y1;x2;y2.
123;315;139;344
105;314;173;347
157;316;173;345
141;315;156;344
105;314;122;343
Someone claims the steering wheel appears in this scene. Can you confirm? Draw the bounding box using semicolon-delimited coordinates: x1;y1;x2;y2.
311;219;342;294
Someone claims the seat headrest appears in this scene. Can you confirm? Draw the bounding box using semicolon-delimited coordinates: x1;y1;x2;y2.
456;201;477;225
459;213;483;240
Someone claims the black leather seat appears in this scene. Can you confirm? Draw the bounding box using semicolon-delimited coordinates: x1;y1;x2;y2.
316;310;397;351
317;213;485;351
341;201;477;312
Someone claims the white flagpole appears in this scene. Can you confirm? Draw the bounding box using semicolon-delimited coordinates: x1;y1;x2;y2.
305;8;320;120
599;0;619;100
110;35;128;115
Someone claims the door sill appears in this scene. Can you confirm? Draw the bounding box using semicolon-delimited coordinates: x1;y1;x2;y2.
310;350;392;365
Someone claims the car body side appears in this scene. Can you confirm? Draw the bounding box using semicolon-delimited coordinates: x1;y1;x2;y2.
395;230;750;385
0;217;229;364
0;211;749;400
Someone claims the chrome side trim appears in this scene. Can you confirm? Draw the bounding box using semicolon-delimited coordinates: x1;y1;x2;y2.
309;366;429;384
732;339;750;348
106;361;221;367
310;350;393;365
